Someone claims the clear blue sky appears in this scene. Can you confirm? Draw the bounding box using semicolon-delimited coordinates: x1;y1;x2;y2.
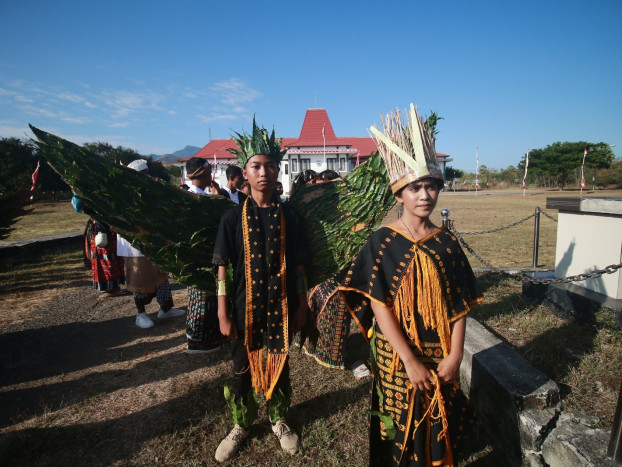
1;0;620;171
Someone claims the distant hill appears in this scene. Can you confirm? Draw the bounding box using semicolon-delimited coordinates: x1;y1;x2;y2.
152;145;201;163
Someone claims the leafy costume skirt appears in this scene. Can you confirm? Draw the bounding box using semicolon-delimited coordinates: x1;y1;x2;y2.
339;226;483;466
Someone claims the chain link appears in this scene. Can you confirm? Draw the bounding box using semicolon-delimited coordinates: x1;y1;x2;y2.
454;208;558;235
450;228;622;285
540;210;558;223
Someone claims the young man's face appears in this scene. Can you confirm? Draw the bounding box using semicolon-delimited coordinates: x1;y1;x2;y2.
231;173;244;190
242;155;279;194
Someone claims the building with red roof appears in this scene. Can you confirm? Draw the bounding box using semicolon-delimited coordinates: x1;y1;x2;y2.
181;108;452;194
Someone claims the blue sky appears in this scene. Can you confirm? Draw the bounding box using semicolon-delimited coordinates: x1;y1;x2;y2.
1;0;620;171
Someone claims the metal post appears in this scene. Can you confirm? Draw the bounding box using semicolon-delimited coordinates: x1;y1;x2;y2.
609;384;622;461
441;209;450;228
532;207;540;268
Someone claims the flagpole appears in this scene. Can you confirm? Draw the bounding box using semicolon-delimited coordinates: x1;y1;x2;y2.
523;149;530;197
475;146;479;195
580;148;587;197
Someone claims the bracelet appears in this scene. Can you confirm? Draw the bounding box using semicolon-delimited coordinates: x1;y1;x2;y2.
217;279;227;296
295;270;307;294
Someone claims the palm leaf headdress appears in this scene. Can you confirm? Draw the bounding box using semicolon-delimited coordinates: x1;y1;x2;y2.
227;116;287;167
369;104;444;194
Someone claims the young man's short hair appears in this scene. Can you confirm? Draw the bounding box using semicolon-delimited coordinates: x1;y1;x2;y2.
186;157;210;175
226;165;243;181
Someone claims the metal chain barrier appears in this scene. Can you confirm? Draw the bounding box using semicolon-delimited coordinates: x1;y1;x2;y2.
450;228;622;285
540;209;558;223
454;208;557;236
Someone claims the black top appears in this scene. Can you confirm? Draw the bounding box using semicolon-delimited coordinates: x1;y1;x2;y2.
212;199;308;331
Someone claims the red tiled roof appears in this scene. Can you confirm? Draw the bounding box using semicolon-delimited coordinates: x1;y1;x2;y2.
288;109;339;146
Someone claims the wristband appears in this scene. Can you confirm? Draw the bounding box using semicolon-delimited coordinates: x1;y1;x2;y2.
217;279;227;296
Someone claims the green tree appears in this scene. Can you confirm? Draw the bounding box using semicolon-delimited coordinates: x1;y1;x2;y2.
0;137;68;199
445;166;464;179
519;141;614;190
83;142;171;183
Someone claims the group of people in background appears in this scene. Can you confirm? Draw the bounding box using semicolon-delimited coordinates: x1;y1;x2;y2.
74;109;483;466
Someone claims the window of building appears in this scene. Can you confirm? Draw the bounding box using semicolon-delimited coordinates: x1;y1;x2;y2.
291;159;298;172
300;159;311;171
339;158;346;171
327;158;337;171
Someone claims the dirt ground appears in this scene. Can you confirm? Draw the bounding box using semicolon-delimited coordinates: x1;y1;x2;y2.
0;247;380;466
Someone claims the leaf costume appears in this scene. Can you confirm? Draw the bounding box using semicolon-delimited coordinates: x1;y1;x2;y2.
28;124;394;293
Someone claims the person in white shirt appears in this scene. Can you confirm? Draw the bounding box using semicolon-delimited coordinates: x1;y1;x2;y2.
223;165;247;205
118;159;185;329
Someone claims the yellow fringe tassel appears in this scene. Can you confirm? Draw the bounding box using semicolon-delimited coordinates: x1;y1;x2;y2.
392;247;452;360
248;348;288;401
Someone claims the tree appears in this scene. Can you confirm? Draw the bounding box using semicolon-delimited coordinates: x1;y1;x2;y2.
0;137;69;200
519;141;614;190
445;166;464;180
83;142;171;183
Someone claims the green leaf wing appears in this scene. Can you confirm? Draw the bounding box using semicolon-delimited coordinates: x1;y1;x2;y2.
29;125;234;292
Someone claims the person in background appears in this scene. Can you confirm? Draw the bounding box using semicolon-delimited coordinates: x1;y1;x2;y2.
240;180;251;197
339;106;483;465
184;157;225;353
72;195;125;298
274;181;284;201
212;119;308;462
118;159;185;329
223;165;247;205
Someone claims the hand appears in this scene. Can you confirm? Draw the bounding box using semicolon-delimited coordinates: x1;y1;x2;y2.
218;313;238;340
290;302;307;333
436;352;462;383
403;357;434;392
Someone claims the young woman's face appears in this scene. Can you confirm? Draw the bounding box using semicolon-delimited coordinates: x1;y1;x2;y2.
395;178;440;219
242;154;279;193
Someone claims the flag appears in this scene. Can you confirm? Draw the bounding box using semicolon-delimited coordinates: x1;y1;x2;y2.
355;152;360;167
522;149;530;189
475;146;480;189
580;148;587;188
30;160;40;201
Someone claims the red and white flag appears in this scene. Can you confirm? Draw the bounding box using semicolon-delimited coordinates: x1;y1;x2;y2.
475;146;480;189
30;160;40;201
580;148;587;188
355;152;360;167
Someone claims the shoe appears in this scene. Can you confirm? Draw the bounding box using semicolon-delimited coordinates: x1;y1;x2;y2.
157;307;185;319
215;424;249;463
135;312;155;329
271;418;300;455
185;345;221;354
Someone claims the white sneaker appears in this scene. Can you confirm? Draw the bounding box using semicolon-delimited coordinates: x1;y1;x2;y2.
215;424;249;463
135;312;155;329
157;307;185;319
271;418;300;455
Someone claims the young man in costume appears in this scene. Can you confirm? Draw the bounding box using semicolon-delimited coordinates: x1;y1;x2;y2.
212;119;309;462
184;157;224;353
339;105;483;466
117;159;186;329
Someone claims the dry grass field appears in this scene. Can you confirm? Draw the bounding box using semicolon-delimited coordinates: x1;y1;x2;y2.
1;189;620;465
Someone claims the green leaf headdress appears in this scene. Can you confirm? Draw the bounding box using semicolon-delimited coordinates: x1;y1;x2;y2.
227;116;287;167
369;104;444;194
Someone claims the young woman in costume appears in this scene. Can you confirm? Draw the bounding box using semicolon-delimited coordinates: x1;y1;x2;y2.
340;105;483;466
212;119;309;463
